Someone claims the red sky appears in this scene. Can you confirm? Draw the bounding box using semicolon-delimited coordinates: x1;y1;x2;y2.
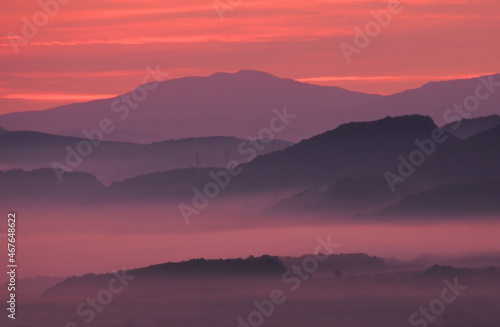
0;0;499;115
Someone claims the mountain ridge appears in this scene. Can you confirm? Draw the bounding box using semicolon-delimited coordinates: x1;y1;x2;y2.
0;130;292;184
1;70;499;143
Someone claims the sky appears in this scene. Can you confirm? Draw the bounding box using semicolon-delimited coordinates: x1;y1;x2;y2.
0;0;499;115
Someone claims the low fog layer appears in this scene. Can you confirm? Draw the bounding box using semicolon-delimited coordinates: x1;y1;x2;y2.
3;257;500;327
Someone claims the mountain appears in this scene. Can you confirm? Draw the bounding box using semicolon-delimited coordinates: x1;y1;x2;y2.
227;115;460;192
106;114;500;217
422;124;500;185
1;70;498;143
323;176;398;208
0;70;377;143
29;255;500;327
106;167;219;201
0;168;104;204
280;253;387;274
406;252;500;268
265;120;500;215
373;75;500;126
0;126;7;134
0;130;292;184
97;115;449;203
46;252;391;296
380;180;500;217
269;187;327;213
101;114;477;201
3;115;500;214
269;177;401;215
442;115;500;139
45;255;286;296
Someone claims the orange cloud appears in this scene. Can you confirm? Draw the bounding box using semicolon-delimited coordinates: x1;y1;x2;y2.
1;93;116;101
0;0;498;113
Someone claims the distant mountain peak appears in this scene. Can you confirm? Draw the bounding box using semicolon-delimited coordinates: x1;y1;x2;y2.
235;69;278;77
207;69;285;83
331;115;437;137
1;71;500;144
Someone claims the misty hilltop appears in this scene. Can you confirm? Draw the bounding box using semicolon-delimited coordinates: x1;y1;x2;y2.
2;114;500;218
0;131;291;184
442;114;500;139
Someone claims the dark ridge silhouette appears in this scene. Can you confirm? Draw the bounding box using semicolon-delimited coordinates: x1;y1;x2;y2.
405;252;500;269
281;253;387;274
424;264;460;274
99;115;450;203
0;168;104;204
228;115;458;192
442;114;500;139
63;115;448;204
132;255;286;277
1;70;498;143
0;130;292;184
269;177;401;214
323;176;400;208
106;167;220;200
0;126;7;134
12;276;65;297
2;115;500;215
44;255;286;296
422;125;500;185
269;187;327;213
379;180;500;217
19;253;500;327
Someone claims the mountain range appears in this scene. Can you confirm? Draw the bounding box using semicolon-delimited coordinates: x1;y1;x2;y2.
1;70;499;143
0;130;291;184
1;71;499;218
2;114;500;217
443;115;500;139
42;252;500;298
42;253;392;297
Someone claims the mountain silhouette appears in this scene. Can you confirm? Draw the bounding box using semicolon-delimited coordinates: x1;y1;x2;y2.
227;115;459;192
422;124;500;185
380;180;500;217
442;115;500;139
106;167;219;200
44;255;286;296
97;115;448;202
281;253;387;274
1;71;498;143
3;114;500;218
0;168;104;205
0;130;291;184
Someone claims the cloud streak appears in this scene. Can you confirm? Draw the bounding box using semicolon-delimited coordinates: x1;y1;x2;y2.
0;0;498;113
